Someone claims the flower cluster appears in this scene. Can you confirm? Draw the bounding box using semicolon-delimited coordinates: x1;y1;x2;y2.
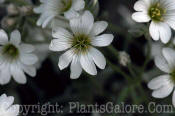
2;0;175;114
33;0;114;79
132;0;175;43
0;0;114;113
132;0;175;108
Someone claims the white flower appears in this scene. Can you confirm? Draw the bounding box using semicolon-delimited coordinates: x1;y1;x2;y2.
119;51;131;67
0;29;38;85
132;0;175;44
49;11;114;79
34;0;85;28
148;48;175;107
7;4;19;16
0;94;19;116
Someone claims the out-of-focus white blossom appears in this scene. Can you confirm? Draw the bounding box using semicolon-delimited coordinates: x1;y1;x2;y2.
25;27;50;69
0;29;38;85
19;5;33;15
119;51;131;66
49;11;114;79
118;5;136;28
1;17;16;29
132;0;175;44
0;0;4;3
148;48;175;107
146;42;163;58
33;0;85;28
7;4;19;16
0;94;19;116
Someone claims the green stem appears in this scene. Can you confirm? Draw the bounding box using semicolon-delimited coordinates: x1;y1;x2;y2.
106;45;133;83
107;60;132;84
139;35;152;81
142;40;151;71
128;63;137;78
107;45;119;59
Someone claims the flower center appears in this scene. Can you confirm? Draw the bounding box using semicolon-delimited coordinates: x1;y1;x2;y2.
2;44;19;60
71;34;91;54
170;69;175;84
61;0;72;12
148;3;166;22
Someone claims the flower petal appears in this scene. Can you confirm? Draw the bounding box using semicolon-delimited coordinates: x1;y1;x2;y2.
72;0;85;11
89;47;106;69
154;55;170;73
21;64;36;77
58;49;74;70
0;94;8;105
148;75;170;90
6;105;19;115
166;18;175;30
161;0;175;10
33;5;44;14
158;23;171;44
19;44;35;53
20;53;38;65
0;64;11;85
0;29;8;45
90;21;108;36
49;39;72;52
149;22;159;41
37;13;50;27
80;53;97;75
10;30;21;45
70;56;82;79
134;0;148;11
70;11;94;35
10;63;27;84
132;12;150;22
0;95;14;110
52;27;73;40
64;9;79;19
91;34;114;47
162;47;175;69
164;11;175;30
152;82;174;98
172;90;175;108
42;15;55;28
50;27;73;52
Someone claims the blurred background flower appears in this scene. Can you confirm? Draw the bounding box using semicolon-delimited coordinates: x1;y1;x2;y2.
0;0;175;115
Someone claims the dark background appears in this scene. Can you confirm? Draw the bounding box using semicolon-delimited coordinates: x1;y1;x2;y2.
0;0;174;116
